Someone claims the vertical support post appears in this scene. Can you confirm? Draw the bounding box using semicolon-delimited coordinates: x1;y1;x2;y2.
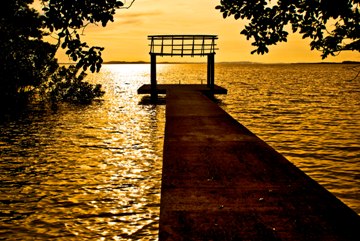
207;54;210;87
150;53;157;100
207;53;215;89
211;53;215;89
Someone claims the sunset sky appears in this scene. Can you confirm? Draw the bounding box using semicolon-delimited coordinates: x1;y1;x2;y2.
57;0;360;63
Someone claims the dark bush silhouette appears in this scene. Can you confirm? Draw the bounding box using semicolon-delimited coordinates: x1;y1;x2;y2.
0;0;125;110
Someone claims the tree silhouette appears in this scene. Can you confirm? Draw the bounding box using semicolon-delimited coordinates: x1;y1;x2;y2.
216;0;360;58
40;0;125;73
0;0;127;110
0;0;57;108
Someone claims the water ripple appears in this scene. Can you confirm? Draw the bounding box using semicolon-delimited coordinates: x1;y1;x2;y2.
0;65;164;240
1;63;359;240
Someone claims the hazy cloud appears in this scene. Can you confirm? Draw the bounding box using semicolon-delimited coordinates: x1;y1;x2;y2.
115;10;163;25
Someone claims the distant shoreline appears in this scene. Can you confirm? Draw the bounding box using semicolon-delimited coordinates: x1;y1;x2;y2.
103;60;360;65
59;61;360;65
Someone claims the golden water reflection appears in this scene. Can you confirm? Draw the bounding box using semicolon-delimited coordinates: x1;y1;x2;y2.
0;64;165;240
1;63;359;240
215;63;360;214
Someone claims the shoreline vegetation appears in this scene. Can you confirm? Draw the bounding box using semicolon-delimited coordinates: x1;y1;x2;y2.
59;61;360;65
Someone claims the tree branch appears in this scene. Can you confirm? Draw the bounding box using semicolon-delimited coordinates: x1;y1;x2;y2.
120;0;136;9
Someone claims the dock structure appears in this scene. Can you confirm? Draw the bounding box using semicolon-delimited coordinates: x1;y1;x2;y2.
136;34;360;239
137;84;227;95
159;89;360;240
138;35;224;99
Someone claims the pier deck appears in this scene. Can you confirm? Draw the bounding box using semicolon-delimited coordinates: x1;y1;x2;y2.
159;88;360;240
137;84;227;95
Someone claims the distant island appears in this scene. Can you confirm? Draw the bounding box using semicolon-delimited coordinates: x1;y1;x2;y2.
342;61;360;64
103;61;202;64
59;60;360;65
104;61;148;64
103;60;360;65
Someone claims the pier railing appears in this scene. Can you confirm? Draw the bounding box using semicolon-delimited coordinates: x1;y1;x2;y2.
148;35;218;57
148;34;218;100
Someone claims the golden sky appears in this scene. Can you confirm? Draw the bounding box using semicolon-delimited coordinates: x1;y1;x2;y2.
58;0;359;63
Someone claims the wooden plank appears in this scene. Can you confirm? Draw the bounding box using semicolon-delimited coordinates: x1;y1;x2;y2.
159;88;360;240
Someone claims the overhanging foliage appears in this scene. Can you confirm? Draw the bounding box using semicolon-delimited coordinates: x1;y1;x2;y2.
216;0;360;58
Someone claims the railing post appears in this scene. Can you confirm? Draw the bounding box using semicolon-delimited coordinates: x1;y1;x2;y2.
192;36;195;57
181;36;184;57
161;36;164;56
150;36;154;53
201;36;205;56
150;53;157;100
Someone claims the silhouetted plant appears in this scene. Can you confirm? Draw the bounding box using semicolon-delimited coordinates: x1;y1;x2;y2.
0;0;128;111
40;0;125;73
216;0;360;59
42;65;104;104
0;0;55;108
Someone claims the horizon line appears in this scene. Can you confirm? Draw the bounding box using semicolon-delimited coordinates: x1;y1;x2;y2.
58;60;360;65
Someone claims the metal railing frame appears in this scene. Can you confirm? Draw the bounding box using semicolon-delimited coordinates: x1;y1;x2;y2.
148;35;218;57
148;35;218;100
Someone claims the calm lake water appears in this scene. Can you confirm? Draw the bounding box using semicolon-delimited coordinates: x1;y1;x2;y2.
0;63;359;240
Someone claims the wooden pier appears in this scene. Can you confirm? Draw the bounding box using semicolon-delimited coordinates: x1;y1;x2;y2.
159;88;360;240
138;35;360;239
